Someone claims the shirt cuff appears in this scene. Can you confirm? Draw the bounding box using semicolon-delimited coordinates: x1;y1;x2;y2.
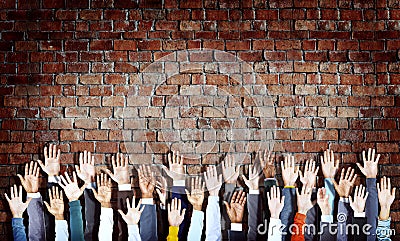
27;192;41;198
321;215;333;223
231;223;242;231
173;180;185;186
354;212;365;218
340;197;349;203
118;184;131;191
249;189;260;195
141;198;153;205
264;178;276;181
48;176;60;183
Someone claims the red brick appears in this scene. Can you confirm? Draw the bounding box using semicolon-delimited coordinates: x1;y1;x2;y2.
377;143;399;153
50;119;73;129
304;141;328;152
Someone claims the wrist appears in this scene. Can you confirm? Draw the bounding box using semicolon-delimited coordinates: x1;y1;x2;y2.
101;202;111;208
13;213;23;218
55;214;64;220
270;213;280;219
193;205;202;211
142;193;153;199
209;191;219;196
298;208;308;215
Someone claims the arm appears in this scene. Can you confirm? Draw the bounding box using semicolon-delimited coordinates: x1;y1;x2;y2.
349;185;369;241
317;187;335;241
92;174;114;241
44;186;68;241
167;226;179;241
187;210;204;241
128;224;142;241
353;216;367;241
69;200;85;241
167;198;186;241
204;166;223;241
224;191;246;241
55;220;69;241
222;155;240;234
324;178;336;215
290;213;306;241
376;219;392;241
291;187;313;241
12;218;27;241
267;186;285;241
186;176;205;241
118;197;145;241
376;176;396;241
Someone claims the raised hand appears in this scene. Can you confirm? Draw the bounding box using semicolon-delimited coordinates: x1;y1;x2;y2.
37;144;61;177
138;165;155;199
168;198;186;227
332;167;357;198
5;185;32;218
357;148;380;178
58;172;85;202
296;187;313;215
224;190;246;223
281;154;299;186
377;176;396;220
299;159;319;188
349;185;368;214
118;197;145;225
163;151;185;181
267;185;285;219
320;149;339;179
242;164;261;191
260;150;275;178
44;186;64;220
104;153;130;185
204;166;222;196
222;154;240;184
156;176;167;206
317;187;331;215
185;176;205;211
92;173;112;208
76;150;96;184
17;161;40;193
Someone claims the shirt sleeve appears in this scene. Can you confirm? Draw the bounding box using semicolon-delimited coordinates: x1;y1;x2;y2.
167;226;179;241
280;187;296;241
27;194;46;241
98;207;114;241
222;183;236;232
319;215;335;241
376;218;392;241
324;178;336;216
12;218;27;241
187;210;204;241
139;202;158;241
205;196;222;241
290;213;306;241
366;178;378;241
268;218;283;241
337;198;352;241
117;186;134;241
171;185;189;239
84;185;100;241
128;224;142;241
247;192;260;241
69;200;85;241
352;216;367;241
55;220;69;241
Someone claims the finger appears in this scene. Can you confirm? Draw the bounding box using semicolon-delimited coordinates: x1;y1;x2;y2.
37;160;45;171
259;151;265;167
362;150;366;162
118;209;126;217
112;156;117;170
17;174;25;187
375;154;381;163
53;144;57;160
44;146;49;160
44;201;51;211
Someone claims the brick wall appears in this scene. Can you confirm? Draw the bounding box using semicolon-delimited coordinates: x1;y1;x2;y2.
1;0;400;239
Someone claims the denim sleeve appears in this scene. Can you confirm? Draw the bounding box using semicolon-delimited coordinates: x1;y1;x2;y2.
84;185;100;241
12;218;27;241
376;218;392;241
171;185;189;239
187;210;204;241
280;187;295;241
139;203;157;241
27;195;46;241
366;178;378;241
304;204;318;241
247;193;260;241
69;200;85;241
324;178;336;215
205;196;221;241
337;199;352;241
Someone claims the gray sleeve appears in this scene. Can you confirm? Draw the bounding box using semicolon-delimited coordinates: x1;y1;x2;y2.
27;196;46;241
247;193;259;241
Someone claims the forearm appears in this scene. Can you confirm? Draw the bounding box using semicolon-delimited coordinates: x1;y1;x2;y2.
337;199;352;241
222;183;236;231
376;218;392;241
167;226;179;241
247;192;260;241
128;224;142;241
280;187;295;240
139;201;158;241
69;200;85;241
187;210;204;241
352;216;367;241
55;220;69;241
319;215;335;241
324;178;336;215
12;218;27;241
205;196;222;241
268;218;282;241
366;178;378;241
27;195;46;241
290;213;306;241
84;185;100;241
117;187;134;240
171;185;188;239
98;207;114;241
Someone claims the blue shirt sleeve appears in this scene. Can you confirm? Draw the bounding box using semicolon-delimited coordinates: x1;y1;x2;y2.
366;178;378;241
69;200;85;241
376;218;392;241
12;218;27;241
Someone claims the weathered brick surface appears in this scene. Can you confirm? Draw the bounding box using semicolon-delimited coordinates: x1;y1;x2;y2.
1;0;400;239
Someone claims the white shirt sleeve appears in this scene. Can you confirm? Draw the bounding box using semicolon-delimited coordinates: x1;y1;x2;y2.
268;218;282;241
128;225;141;241
98;207;114;241
188;210;204;241
205;196;221;241
55;220;69;241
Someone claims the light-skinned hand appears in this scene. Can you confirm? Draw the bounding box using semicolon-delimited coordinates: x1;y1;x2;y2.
281;154;299;186
377;176;396;220
320;149;339;179
296;187;313;215
75;150;96;184
58;172;85;202
299;159;319;188
168;198;186;227
118;197;145;225
204;166;222;197
332;167;357;198
317;187;331;216
357;148;380;179
5;185;32;218
224;190;246;223
163;151;185;181
349;185;368;214
37;144;61;177
242;164;261;191
92;173;112;208
156;176;167;207
44;186;64;220
18;161;40;193
185;176;205;211
104;153;130;185
259;150;275;179
267;185;285;219
138;165;155;199
222;155;240;184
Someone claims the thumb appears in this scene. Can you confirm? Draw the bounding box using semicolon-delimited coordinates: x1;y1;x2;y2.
25;197;32;205
331;179;339;191
223;201;230;211
356;163;365;175
44;201;51;211
17;174;25;185
37;160;45;170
